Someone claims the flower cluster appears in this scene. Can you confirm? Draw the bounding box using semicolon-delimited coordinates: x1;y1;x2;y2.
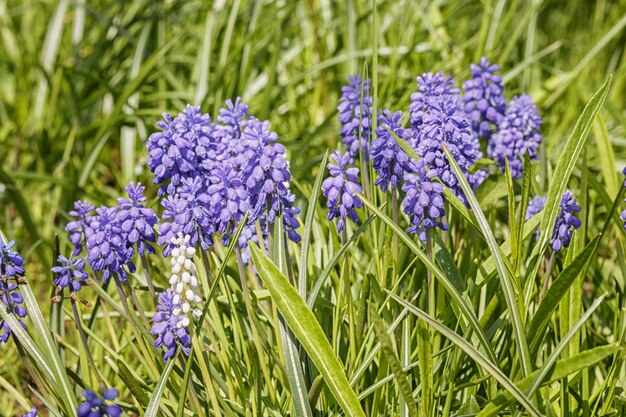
409;72;459;129
621;167;626;230
322;151;363;233
526;195;547;221
525;191;581;252
0;240;27;345
338;75;374;161
78;389;122;417
151;234;200;361
149;100;300;253
51;256;89;296
371;110;413;191
462;57;507;141
21;407;37;417
401;160;448;241
66;183;159;283
490;95;543;178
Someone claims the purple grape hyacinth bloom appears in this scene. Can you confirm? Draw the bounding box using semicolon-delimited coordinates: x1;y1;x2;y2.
322;151;363;233
462;57;507;141
409;72;460;129
370;110;413;192
551;190;582;252
78;389;122;417
66;201;95;257
158;177;214;256
413;94;482;203
338;75;374;161
0;240;27;345
526;195;547;221
151;289;192;362
490;94;543;178
621;167;626;230
117;182;159;255
401;160;448;242
51;256;88;293
21;407;37;417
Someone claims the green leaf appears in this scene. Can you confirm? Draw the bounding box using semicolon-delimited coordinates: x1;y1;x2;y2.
117;359;150;407
593;113;618;197
386;291;542;417
249;243;367;417
145;352;178;417
369;307;418;417
528;235;601;352
442;144;532;376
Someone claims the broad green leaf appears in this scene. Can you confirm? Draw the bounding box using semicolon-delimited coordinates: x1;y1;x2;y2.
443;145;532;376
117;359;150;407
593;114;618;197
250;243;366;417
145;353;178;417
386;292;542;417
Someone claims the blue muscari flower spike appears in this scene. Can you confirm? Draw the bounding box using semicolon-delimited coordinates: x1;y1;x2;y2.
462;57;507;141
413;94;483;204
525;191;581;252
490;94;542;178
151;289;192;362
0;240;27;345
147;105;215;195
215;97;250;144
409;72;460;129
117;182;159;255
240;119;301;243
21;407;37;417
338;75;374;161
158;177;214;256
51;256;88;293
86;206;135;283
66;201;95;257
78;388;122;417
371;110;413;192
401;160;448;242
321;151;363;233
621;167;626;230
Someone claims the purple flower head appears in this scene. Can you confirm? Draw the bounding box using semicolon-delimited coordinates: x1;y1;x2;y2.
238;218;268;265
206;162;250;246
0;281;27;345
240;119;301;242
86;206;135;283
462;57;507;141
371;110;413;192
621;167;626;230
78;389;122;417
0;240;25;279
338;75;374;161
158;177;214;256
321;151;363;233
526;195;547;221
147;105;215;195
51;256;88;293
117;182;159;255
66;200;95;257
151;289;191;362
409;72;460;129
413;94;482;204
490;95;543;178
550;190;581;252
21;407;37;417
215;97;250;144
401;160;448;242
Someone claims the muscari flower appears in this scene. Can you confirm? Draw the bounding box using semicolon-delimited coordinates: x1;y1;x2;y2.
151;288;192;362
322;151;363;233
78;388;122;417
413;94;482;203
51;256;88;294
240;119;301;243
490;94;542;178
66;201;95;257
116;182;159;255
21;407;37;417
621;167;626;230
86;206;135;283
0;240;27;345
158;177;214;256
167;234;202;327
401;160;448;242
370;110;413;192
409;72;460;129
525;191;581;252
338;75;374;161
462;57;507;141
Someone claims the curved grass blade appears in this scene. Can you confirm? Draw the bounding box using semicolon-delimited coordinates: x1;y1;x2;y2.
386;291;542;417
358;195;497;363
442;144;532;377
250;243;367;417
145;352;178;417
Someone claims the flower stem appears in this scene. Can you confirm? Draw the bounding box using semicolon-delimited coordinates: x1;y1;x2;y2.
140;253;158;306
71;299;105;385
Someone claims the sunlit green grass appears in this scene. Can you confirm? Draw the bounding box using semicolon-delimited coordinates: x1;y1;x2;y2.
1;1;626;416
